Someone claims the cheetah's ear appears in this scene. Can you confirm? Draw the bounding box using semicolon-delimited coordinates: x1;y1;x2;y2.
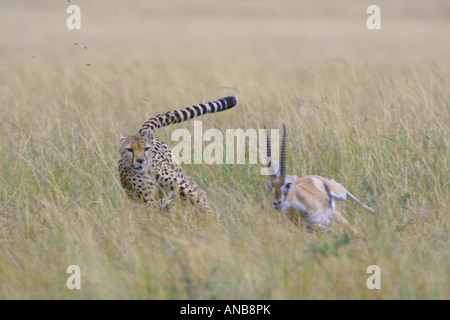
119;137;127;146
118;137;127;152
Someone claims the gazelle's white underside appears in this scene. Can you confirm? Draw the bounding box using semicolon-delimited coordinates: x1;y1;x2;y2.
290;199;333;229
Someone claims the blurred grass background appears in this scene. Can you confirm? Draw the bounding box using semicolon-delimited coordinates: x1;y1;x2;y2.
0;0;448;299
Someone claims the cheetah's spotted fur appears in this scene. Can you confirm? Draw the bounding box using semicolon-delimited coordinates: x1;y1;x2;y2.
118;96;238;213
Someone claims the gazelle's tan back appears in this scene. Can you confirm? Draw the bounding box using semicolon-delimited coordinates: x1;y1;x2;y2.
290;177;330;213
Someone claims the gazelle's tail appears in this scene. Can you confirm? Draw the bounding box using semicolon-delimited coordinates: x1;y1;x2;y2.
347;191;377;214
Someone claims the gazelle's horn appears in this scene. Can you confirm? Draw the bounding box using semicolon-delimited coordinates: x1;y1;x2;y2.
280;124;287;177
264;126;277;177
265;126;277;177
264;125;272;168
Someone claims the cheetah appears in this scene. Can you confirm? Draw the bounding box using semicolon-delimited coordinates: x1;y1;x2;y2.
118;96;238;213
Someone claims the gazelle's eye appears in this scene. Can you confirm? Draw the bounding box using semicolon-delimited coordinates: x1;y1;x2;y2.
126;148;134;153
285;182;292;189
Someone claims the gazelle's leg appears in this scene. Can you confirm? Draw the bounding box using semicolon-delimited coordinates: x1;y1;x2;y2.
308;224;330;234
331;210;360;236
285;208;302;227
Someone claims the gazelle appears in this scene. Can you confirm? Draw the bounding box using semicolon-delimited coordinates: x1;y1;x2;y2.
265;124;376;235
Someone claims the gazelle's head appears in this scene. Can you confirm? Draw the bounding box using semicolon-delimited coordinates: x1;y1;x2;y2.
266;124;297;211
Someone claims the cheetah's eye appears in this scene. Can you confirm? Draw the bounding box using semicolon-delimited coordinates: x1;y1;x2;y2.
126;148;134;153
144;147;151;152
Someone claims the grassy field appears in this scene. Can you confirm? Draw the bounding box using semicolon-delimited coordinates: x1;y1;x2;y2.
0;0;448;299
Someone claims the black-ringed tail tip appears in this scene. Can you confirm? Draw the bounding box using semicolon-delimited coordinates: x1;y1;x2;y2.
139;96;239;136
220;96;239;109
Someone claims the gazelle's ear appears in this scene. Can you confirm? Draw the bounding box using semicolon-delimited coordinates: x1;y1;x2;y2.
269;160;280;177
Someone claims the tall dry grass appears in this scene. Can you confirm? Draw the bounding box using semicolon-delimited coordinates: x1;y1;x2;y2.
0;0;448;299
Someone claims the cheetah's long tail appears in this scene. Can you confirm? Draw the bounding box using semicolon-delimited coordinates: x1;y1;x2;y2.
138;96;238;136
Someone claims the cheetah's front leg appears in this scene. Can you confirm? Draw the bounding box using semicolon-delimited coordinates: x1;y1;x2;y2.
155;169;212;213
185;175;208;203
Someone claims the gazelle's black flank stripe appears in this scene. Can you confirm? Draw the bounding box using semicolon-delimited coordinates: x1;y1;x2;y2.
322;181;333;207
139;96;238;136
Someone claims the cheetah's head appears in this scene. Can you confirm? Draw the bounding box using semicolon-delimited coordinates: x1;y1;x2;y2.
119;134;152;173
